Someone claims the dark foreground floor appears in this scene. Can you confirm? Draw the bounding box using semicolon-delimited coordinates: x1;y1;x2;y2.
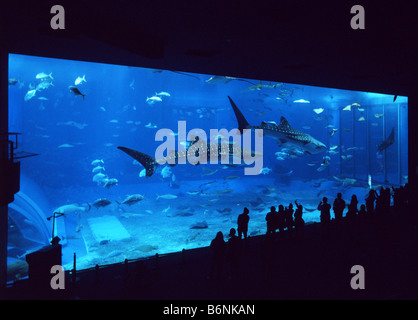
4;208;418;301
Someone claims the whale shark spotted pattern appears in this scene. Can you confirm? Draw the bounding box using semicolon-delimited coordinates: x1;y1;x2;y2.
227;96;327;155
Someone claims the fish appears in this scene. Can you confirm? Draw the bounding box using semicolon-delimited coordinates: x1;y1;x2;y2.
24;89;37;102
294;99;311;104
260;167;272;175
145;123;157;128
377;127;395;153
333;176;357;186
187;190;201;195
118;194;145;206
117;135;262;178
36;72;53;80
313;108;324;114
109;119;118;123
54;204;86;215
92;198;112;208
139;169;146;178
228;96;327;155
58;144;74;148
330;145;338;150
146;96;162;105
351;103;361;107
216;208;232;214
36;81;54;91
342;105;352;111
57;121;88;129
242;80;283;92
91;159;104;166
155;91;171;97
329;128;338;136
358;116;366;121
69;86;86;100
156;194;178;200
8;78;20;85
92;166;105;173
92;173;107;184
37;97;48;100
161;166;172;178
102;178;118;188
190;221;208;229
201;168;218;176
374;113;384;119
74;75;86;85
206;75;255;85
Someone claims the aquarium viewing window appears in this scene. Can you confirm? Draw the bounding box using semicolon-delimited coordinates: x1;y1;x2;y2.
6;53;408;280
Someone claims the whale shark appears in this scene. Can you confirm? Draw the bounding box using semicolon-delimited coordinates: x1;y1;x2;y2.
118;138;262;178
227;96;327;155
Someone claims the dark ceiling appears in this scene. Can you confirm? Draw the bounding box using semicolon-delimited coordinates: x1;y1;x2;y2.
1;0;417;96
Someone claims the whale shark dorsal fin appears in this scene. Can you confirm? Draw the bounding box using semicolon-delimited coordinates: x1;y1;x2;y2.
117;146;159;177
278;116;292;130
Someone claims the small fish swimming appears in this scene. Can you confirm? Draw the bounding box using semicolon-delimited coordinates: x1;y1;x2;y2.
92;166;105;173
69;86;86;100
329;128;338;136
74;75;86;86
342;105;352;111
156;194;178;200
36;72;53;80
8;78;20;85
58;143;74;148
146;96;162;105
102;178;118;189
374;113;384;119
92;172;107;184
313;108;324;114
260;167;272;175
294;99;310;103
91;159;104;166
155;91;171;97
24;89;37;102
358;116;365;121
54;204;86;215
118;194;145;206
92;198;112;208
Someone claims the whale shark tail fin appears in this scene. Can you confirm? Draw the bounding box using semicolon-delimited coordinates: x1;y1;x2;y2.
228;96;250;134
118;146;159;177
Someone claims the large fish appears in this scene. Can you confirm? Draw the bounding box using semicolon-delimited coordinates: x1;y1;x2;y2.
118;138;261;178
227;96;327;155
377;127;395;153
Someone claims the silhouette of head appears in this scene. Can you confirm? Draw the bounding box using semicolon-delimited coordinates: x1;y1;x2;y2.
279;204;284;211
216;231;224;240
243;207;249;215
271;206;276;212
337;193;342;198
229;228;236;237
323;197;328;203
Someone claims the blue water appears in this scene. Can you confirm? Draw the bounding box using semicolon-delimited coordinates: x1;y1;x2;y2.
7;53;408;277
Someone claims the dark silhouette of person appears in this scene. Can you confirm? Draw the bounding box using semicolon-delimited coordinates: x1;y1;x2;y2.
226;228;241;281
318;197;331;234
209;231;226;281
277;204;286;238
284;203;294;238
265;206;277;235
357;204;367;234
333;193;346;223
375;186;385;215
365;189;377;216
237;207;250;240
346;194;358;234
294;200;305;238
346;194;358;221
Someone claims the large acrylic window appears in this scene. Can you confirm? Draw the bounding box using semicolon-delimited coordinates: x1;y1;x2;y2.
7;53;408;278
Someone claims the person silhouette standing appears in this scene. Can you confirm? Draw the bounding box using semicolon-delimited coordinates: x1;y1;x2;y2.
237;207;250;240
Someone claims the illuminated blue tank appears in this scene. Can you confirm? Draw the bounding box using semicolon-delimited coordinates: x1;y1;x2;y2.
7;53;408;281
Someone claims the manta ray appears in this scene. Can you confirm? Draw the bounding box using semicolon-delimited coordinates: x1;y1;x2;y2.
377;127;395;153
227;96;327;155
